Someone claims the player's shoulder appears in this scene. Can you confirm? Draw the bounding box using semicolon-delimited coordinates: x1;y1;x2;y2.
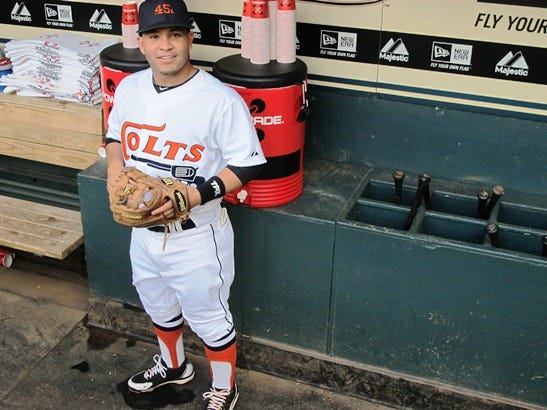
195;69;240;100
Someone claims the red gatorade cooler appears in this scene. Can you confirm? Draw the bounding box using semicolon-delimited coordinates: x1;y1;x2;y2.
99;43;149;132
213;54;308;208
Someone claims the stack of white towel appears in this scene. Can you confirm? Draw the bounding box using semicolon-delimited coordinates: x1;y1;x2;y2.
0;33;118;105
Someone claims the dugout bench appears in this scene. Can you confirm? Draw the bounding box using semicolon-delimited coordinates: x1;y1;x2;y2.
0;93;103;260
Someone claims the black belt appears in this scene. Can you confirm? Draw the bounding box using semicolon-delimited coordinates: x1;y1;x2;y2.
147;219;196;233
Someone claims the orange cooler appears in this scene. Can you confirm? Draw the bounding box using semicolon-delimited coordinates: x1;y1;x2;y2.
213;54;308;208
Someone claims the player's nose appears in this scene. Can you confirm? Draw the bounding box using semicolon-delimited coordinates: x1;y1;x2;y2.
157;34;174;50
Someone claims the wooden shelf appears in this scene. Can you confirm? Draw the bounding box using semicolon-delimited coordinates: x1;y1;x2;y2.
0;94;103;170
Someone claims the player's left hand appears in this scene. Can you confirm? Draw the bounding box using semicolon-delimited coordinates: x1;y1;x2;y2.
109;167;191;227
151;200;176;217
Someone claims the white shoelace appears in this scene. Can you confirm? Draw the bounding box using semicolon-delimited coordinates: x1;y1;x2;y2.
143;354;167;380
203;387;231;410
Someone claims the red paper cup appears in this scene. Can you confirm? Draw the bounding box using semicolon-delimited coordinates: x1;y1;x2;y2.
122;1;139;48
0;249;14;268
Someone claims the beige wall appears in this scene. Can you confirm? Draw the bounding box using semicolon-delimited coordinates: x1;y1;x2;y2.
1;0;545;116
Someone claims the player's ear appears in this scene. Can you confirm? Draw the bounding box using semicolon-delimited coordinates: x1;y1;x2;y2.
137;34;145;54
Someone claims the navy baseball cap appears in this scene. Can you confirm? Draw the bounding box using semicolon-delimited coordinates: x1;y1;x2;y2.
138;0;194;34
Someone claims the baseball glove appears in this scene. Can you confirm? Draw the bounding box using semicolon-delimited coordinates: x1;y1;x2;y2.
109;167;190;228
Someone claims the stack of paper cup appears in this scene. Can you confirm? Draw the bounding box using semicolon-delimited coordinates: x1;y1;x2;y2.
241;0;297;64
121;0;139;49
250;1;271;65
268;0;278;61
0;249;14;268
241;0;252;59
277;0;297;63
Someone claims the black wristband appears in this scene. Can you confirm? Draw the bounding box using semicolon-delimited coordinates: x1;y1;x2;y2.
196;176;226;205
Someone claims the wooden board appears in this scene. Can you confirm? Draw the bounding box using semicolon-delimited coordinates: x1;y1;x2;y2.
0;136;100;170
0;93;103;170
0;93;103;135
0;195;83;259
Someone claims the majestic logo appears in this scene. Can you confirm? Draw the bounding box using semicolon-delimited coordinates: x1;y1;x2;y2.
495;51;529;77
11;2;32;22
90;9;113;30
379;38;409;63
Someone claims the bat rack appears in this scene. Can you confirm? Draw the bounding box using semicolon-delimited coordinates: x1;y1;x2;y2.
347;168;547;259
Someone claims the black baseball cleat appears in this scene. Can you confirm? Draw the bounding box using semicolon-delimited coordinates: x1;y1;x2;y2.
202;384;239;410
127;354;195;393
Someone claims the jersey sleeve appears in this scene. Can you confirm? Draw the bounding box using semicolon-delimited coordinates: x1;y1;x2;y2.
213;92;267;168
105;91;123;144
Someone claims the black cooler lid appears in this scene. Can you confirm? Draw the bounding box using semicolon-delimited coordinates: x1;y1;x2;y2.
100;43;149;73
212;54;307;88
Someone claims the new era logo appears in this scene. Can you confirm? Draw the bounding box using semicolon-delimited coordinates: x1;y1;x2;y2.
44;3;73;23
431;42;472;66
219;20;242;39
322;33;337;46
433;45;450;59
321;30;357;52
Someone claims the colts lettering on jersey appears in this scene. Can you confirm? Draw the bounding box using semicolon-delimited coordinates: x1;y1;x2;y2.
121;121;204;163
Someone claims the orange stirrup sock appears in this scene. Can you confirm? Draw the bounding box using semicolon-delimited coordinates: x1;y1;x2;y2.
154;323;185;369
204;339;237;390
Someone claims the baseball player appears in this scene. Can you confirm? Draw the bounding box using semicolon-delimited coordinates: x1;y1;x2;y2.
104;0;266;408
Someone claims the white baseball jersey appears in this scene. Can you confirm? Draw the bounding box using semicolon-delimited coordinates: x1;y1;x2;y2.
107;67;266;348
107;68;266;226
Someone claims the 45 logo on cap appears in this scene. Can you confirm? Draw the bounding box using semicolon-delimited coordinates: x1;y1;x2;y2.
155;3;175;15
138;0;194;34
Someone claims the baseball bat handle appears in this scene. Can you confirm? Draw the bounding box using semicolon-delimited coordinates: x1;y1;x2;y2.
476;190;490;218
482;185;505;220
392;170;405;205
486;223;500;248
420;173;432;210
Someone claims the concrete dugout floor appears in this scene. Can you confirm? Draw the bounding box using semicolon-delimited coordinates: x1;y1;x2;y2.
0;260;396;410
